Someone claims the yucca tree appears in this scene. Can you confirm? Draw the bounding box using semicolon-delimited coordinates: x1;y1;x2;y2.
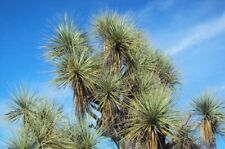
45;14;89;60
5;88;64;148
4;11;225;149
7;129;35;149
92;13;179;147
152;52;179;89
124;72;160;97
45;15;100;118
192;92;225;149
30;98;64;149
5;87;37;128
125;48;179;89
92;71;123;144
123;87;178;149
170;126;199;149
94;12;138;73
5;87;102;149
60;120;101;149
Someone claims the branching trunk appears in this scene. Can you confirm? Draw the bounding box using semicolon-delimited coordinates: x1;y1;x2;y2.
73;78;87;118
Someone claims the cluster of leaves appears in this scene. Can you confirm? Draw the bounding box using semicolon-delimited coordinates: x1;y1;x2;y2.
5;11;225;149
5;87;101;149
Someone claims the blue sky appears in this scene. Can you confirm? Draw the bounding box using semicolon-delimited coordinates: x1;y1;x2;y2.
0;0;225;148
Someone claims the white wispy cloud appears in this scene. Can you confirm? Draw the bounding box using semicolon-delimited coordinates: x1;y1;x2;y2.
167;12;225;55
137;0;175;17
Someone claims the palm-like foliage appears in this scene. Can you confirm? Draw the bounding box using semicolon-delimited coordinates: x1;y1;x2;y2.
94;72;122;119
53;51;99;117
152;52;179;89
30;98;64;149
192;92;225;148
124;72;160;97
45;14;89;60
5;89;66;149
123;88;177;149
93;14;179;146
125;48;154;75
60;120;101;149
45;15;100;118
4;11;225;149
7;129;35;149
5;88;101;149
125;46;179;89
94;12;138;73
73;124;100;149
93;71;123;140
5;87;37;127
171;126;198;149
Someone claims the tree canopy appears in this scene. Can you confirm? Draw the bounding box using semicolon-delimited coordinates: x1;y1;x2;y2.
4;11;225;149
